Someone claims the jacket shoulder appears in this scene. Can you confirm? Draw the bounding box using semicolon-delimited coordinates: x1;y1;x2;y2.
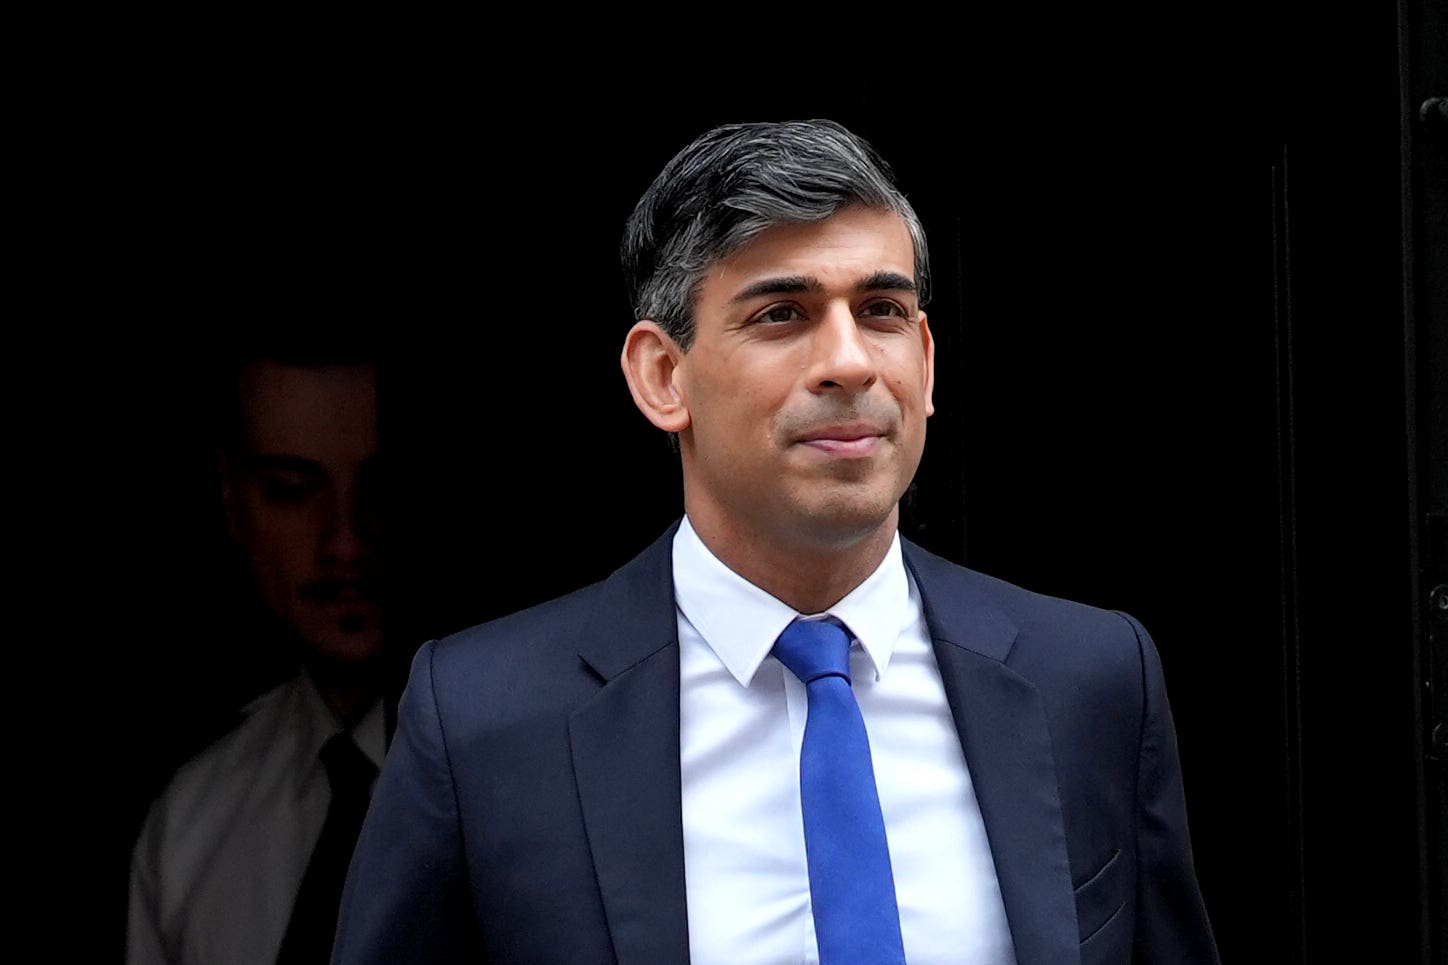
904;539;1144;642
425;525;678;712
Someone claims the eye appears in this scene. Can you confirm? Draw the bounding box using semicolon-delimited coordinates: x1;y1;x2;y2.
261;472;317;504
754;304;803;325
860;300;907;319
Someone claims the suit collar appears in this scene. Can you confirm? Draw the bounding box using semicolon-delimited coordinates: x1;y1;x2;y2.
576;522;681;681
578;526;1018;674
901;537;1019;662
903;539;1081;965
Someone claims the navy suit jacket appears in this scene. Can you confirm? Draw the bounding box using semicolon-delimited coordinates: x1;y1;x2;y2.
333;524;1218;964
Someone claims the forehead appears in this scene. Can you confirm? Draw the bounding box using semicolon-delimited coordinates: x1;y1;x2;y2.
236;361;377;458
703;206;916;298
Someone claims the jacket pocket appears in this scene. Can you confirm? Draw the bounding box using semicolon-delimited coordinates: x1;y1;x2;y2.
1074;848;1128;943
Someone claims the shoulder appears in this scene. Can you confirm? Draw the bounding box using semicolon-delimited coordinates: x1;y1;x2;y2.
149;678;299;812
904;538;1144;641
132;675;304;869
903;539;1159;777
422;525;678;712
902;538;1151;692
436;572;626;664
431;560;645;671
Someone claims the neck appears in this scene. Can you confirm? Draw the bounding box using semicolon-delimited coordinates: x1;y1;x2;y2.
303;658;383;730
685;506;899;615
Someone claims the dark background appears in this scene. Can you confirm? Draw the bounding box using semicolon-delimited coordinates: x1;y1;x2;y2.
84;4;1443;961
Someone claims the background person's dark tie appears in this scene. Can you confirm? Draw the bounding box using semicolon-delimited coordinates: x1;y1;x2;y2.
275;732;377;965
773;617;908;965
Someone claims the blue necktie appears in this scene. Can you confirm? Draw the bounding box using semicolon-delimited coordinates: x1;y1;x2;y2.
773;618;907;965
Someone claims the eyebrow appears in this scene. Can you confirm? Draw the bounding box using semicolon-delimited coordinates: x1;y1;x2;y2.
858;271;917;294
730;271;917;304
241;455;325;475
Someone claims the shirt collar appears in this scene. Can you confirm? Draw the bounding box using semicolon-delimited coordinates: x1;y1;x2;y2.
672;515;910;687
286;670;388;778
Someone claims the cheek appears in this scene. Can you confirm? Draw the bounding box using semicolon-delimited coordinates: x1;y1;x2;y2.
235;504;318;572
693;384;773;443
720;402;781;463
885;364;931;410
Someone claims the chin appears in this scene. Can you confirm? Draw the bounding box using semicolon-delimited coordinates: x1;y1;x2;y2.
313;637;385;666
785;493;900;549
297;612;385;668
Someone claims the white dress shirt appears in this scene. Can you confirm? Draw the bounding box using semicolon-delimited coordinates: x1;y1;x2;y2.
675;517;1016;964
126;670;386;965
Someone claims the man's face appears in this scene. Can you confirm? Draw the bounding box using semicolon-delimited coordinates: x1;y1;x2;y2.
221;362;382;666
673;205;934;551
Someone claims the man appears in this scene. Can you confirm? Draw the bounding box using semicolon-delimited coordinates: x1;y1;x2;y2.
334;120;1218;964
129;351;388;965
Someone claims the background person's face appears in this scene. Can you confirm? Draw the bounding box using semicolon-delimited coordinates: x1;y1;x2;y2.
222;361;382;666
674;205;935;552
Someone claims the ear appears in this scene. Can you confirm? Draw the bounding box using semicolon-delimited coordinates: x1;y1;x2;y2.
621;320;691;433
920;312;936;417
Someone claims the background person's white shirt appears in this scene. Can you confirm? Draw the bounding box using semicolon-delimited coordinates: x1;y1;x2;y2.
675;517;1017;964
127;671;386;965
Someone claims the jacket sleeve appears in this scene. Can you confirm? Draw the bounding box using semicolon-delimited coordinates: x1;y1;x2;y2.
1119;612;1221;965
332;640;486;965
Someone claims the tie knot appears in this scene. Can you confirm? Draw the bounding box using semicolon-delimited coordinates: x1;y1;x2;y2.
773;618;853;685
320;733;377;795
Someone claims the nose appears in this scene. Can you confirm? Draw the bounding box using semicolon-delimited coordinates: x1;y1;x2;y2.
320;480;376;568
809;304;876;394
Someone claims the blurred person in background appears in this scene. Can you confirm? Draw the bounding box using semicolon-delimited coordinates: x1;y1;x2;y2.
128;345;386;965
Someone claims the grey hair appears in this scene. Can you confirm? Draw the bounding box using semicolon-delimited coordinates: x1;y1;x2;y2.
621;119;931;351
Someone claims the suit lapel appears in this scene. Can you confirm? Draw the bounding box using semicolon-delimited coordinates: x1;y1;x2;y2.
568;526;692;965
904;541;1080;965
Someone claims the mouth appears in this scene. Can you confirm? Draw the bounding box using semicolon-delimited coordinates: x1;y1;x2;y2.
795;423;887;456
300;579;380;606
